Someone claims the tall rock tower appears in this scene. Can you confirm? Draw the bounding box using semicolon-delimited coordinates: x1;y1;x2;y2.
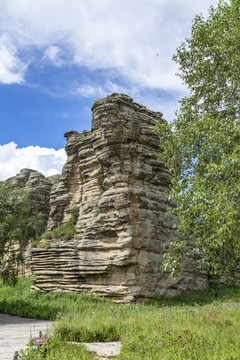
31;94;207;302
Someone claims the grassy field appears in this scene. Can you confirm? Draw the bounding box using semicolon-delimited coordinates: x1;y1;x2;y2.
0;278;240;359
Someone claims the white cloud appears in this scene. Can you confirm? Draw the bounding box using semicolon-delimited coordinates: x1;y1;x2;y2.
0;142;67;181
76;84;106;98
0;35;26;84
0;0;220;90
43;45;63;66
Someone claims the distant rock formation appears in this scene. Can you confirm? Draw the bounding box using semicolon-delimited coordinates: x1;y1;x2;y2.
8;168;58;224
10;94;208;302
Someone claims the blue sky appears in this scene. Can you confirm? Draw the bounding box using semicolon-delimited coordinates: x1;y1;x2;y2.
0;0;219;180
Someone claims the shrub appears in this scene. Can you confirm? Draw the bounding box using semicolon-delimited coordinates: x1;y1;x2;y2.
42;207;78;240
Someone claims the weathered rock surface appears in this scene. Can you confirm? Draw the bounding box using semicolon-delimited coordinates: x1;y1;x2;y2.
30;94;208;302
8;168;53;223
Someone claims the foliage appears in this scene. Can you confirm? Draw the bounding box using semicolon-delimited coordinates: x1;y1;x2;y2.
97;173;105;194
1;278;240;359
70;206;79;224
153;0;240;278
42;223;76;241
0;182;44;284
42;207;78;241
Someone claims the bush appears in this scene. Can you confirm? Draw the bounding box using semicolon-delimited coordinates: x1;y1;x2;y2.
43;223;76;240
42;207;78;240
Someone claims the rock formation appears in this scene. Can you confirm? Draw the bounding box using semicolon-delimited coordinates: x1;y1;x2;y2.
26;94;207;302
5;169;59;276
8;168;57;224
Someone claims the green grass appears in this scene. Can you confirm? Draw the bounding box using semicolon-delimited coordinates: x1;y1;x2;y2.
42;222;76;240
41;207;78;241
1;278;240;359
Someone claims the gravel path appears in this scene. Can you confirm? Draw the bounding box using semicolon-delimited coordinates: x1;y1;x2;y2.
0;313;52;360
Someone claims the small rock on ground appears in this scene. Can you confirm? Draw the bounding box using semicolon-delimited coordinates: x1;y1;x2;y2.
71;341;121;359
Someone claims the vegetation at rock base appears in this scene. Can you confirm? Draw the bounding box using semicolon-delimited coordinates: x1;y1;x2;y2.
0;182;44;284
153;0;240;278
1;278;240;359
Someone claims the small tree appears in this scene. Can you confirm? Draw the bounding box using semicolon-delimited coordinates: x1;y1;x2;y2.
0;182;43;284
154;0;240;278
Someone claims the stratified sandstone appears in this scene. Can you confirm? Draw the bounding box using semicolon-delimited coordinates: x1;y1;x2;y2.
31;94;208;302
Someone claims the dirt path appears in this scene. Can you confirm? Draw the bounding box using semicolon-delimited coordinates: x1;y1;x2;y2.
0;313;52;360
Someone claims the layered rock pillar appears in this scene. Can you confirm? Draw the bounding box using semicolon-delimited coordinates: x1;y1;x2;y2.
31;94;207;302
